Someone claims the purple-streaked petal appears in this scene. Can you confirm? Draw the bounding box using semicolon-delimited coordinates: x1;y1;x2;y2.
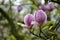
34;10;47;25
24;14;34;27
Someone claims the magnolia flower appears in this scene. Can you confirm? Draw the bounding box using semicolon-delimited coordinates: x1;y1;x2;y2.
34;10;47;25
24;14;34;28
47;2;54;11
17;5;22;12
39;5;48;11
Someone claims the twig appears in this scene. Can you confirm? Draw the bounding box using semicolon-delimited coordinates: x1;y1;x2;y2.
50;0;60;4
39;27;50;39
30;31;47;40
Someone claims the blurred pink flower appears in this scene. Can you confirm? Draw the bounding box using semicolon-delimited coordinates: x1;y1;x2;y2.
22;28;29;34
17;5;22;12
47;2;54;11
39;5;48;11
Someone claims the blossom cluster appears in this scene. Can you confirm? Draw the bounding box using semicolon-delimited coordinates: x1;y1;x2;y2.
22;2;54;34
39;2;54;11
23;2;54;28
24;10;47;28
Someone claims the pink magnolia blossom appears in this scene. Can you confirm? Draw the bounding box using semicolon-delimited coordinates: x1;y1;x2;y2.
34;10;47;25
24;14;34;28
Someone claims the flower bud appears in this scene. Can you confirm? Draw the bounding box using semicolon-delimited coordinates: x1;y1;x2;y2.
47;2;54;11
24;14;34;28
22;28;29;34
17;5;22;12
39;5;47;11
34;10;47;25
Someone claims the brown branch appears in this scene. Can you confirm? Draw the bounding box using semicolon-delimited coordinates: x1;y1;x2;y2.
50;0;60;4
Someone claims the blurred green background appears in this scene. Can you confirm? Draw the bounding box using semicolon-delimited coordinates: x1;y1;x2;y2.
0;0;60;40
